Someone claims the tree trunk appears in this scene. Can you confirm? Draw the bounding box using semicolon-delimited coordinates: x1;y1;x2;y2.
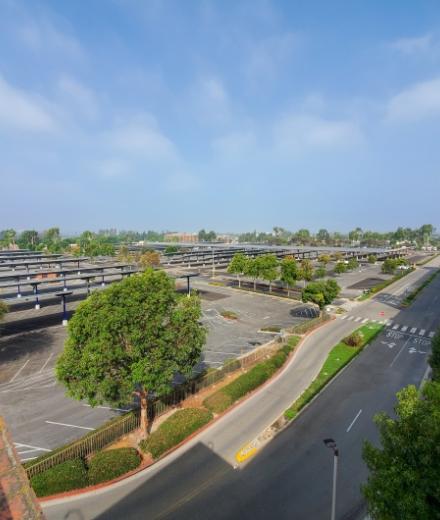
140;389;148;436
238;274;241;288
269;281;272;293
254;278;257;291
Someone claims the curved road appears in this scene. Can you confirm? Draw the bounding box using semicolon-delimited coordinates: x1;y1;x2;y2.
43;258;440;519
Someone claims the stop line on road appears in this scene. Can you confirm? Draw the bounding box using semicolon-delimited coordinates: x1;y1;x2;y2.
338;314;437;338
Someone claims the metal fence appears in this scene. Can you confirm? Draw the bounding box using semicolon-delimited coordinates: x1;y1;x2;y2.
289;312;330;334
25;412;140;479
25;335;289;478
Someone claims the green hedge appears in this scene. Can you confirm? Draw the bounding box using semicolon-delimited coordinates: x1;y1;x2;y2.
30;459;88;497
88;448;141;485
401;269;440;307
203;338;298;414
140;408;213;459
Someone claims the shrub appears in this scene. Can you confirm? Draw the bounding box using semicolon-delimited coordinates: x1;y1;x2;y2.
30;459;88;497
88;448;141;485
343;331;364;347
140;408;213;459
220;310;238;320
302;280;341;308
203;344;295;414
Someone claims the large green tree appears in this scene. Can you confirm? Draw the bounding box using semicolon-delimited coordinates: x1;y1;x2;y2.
228;253;248;288
56;269;206;435
362;382;440;519
258;254;279;292
429;330;440;382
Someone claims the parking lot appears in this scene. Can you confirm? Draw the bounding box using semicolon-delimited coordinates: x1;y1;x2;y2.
0;282;311;459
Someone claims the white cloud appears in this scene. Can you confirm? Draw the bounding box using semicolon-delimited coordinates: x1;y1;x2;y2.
0;76;56;132
104;115;178;161
16;17;83;60
274;114;363;154
390;34;432;55
190;77;230;126
246;32;298;80
386;77;440;121
211;131;256;158
57;76;99;120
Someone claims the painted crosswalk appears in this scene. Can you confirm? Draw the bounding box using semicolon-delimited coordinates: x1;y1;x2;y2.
337;314;437;339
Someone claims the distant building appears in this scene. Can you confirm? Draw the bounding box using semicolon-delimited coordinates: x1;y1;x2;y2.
164;232;198;243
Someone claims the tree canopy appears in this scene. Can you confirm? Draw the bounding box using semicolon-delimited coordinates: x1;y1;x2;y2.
362;382;440;520
301;279;340;308
228;253;248;288
56;269;206;434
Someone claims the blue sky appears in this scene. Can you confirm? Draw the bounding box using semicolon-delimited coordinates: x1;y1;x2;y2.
1;0;440;233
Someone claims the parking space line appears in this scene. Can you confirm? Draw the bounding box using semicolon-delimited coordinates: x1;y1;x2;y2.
21;457;38;462
45;420;95;431
346;409;362;433
14;442;51;452
9;359;30;383
419;329;425;336
82;404;132;412
39;353;54;373
429;331;435;338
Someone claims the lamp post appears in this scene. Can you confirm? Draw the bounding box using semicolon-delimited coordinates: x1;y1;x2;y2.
31;283;40;309
323;438;339;520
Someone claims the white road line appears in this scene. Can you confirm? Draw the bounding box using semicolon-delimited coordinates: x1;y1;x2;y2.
410;327;417;334
354;317;362;322
14;443;50;452
390;337;411;368
429;331;435;338
346;409;362;433
419;329;426;336
9;359;30;383
379;320;386;325
82;404;132;412
401;326;408;332
386;320;393;327
371;319;378;323
340;315;347;320
361;318;369;324
347;316;354;321
45;421;95;431
16;448;43;454
39;353;54;373
21;457;38;462
392;324;399;330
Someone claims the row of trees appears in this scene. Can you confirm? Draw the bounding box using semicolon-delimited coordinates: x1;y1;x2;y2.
238;224;437;248
381;257;409;274
362;328;440;518
117;246;160;269
197;229;217;242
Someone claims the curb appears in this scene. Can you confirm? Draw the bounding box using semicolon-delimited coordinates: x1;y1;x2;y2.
39;317;335;504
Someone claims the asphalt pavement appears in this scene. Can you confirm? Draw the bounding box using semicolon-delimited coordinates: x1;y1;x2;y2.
42;257;440;520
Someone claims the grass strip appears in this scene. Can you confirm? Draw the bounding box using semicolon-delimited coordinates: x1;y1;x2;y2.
401;269;440;307
358;269;414;301
203;335;300;414
139;408;213;459
417;253;439;266
284;324;384;421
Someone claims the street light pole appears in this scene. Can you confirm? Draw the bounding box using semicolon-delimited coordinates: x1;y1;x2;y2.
323;438;339;520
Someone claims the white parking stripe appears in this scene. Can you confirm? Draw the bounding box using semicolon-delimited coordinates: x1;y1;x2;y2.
14;442;50;452
9;359;30;383
429;331;435;338
45;421;95;431
401;326;408;332
392;324;399;330
419;329;426;336
39;353;54;373
410;327;417;334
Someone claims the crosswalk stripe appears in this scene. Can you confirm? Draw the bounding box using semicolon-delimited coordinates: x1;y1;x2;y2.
386;320;393;326
401;326;408;332
371;319;378;323
340;315;347;320
410;327;417;334
347;316;354;321
379;320;386;325
419;329;426;336
392;324;399;330
429;331;435;338
361;318;369;324
354;317;362;322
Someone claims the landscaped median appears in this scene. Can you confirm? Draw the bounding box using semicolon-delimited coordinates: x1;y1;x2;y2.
357;269;414;301
284;323;384;420
401;269;440;307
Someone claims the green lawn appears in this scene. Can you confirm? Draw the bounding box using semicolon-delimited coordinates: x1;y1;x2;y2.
284;323;383;420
